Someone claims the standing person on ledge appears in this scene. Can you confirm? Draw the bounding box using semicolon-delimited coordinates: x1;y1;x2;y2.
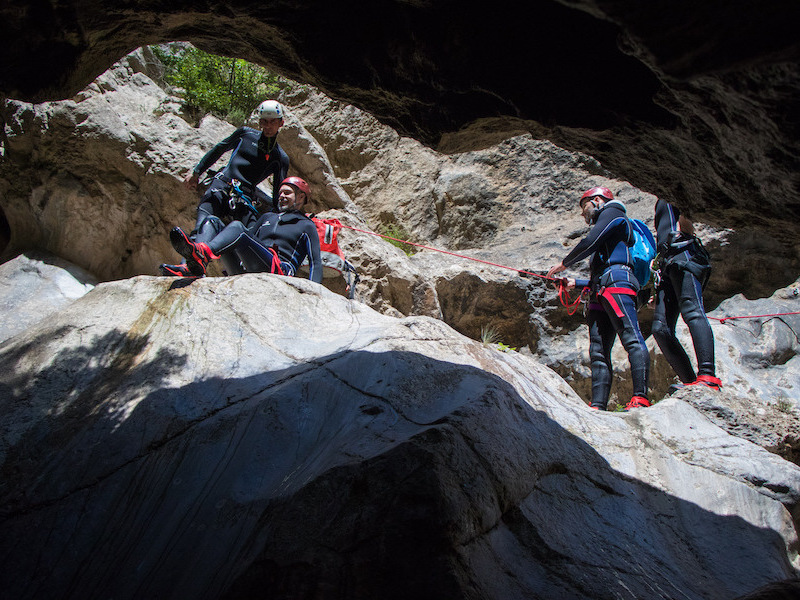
547;186;650;411
160;100;290;277
651;198;720;391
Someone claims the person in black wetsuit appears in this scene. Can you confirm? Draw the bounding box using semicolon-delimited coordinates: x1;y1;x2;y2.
652;198;720;391
547;186;651;411
160;100;290;276
168;177;323;283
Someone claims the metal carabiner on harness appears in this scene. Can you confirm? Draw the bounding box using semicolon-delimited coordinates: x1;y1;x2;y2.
228;178;241;211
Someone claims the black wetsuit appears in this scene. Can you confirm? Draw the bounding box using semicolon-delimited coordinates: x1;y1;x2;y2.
192;126;290;242
652;198;715;382
206;210;323;284
564;200;649;409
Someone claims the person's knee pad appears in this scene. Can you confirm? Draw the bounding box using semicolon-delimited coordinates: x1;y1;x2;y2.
195;215;226;243
651;318;671;344
681;302;706;326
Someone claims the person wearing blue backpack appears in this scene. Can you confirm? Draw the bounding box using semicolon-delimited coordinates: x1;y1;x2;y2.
652;198;720;391
548;186;651;411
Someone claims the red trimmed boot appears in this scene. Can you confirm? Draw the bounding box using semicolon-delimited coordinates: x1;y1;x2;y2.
170;227;220;276
624;396;651;411
689;374;722;391
159;262;195;277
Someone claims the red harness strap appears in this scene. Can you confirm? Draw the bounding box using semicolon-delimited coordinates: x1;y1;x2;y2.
267;248;285;275
599;286;637;318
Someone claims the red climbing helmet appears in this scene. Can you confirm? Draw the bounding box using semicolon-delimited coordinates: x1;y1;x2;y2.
580;186;614;205
280;176;311;200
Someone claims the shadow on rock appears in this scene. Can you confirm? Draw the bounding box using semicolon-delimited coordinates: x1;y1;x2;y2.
0;348;795;600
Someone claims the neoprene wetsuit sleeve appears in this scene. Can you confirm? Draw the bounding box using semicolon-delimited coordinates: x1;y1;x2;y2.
193;127;246;175
271;147;290;201
562;206;624;268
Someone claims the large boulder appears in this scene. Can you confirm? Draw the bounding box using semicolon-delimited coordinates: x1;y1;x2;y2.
659;278;800;463
0;251;96;344
0;273;798;599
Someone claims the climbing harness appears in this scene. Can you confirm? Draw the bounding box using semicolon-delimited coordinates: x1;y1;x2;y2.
227;179;261;217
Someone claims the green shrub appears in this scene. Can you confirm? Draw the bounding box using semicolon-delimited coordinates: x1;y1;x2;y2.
151;44;282;124
378;222;418;256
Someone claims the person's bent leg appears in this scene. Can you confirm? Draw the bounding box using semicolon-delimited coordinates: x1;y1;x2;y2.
652;271;697;383
677;268;715;377
236;238;286;274
604;291;650;403
194;214;225;244
588;309;616;410
195;218;245;274
193;181;229;238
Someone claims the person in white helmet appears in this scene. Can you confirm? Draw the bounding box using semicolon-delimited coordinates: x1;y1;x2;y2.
161;100;290;276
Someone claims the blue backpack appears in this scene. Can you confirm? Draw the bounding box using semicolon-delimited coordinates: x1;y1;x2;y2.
628;219;657;286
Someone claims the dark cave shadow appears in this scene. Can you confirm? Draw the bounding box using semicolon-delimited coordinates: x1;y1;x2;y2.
0;341;796;600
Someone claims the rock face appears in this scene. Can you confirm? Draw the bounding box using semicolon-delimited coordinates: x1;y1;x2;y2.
0;1;798;234
3;49;800;438
0;49;228;279
660;279;800;463
0;251;96;344
1;271;799;599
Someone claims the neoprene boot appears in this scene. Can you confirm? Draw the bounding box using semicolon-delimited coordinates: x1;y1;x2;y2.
689;374;722;391
170;227;219;276
624;395;651;411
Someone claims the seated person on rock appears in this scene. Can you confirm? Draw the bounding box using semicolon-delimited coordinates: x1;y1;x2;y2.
166;177;323;283
161;100;290;277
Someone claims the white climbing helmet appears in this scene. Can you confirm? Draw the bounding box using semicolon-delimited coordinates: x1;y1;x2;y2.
258;100;284;120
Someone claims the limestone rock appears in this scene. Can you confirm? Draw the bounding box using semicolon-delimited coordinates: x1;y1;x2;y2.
0;274;798;599
0;48;229;279
1;1;798;239
656;279;800;463
0;251;97;344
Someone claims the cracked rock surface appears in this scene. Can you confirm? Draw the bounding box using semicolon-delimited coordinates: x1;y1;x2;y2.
1;273;798;599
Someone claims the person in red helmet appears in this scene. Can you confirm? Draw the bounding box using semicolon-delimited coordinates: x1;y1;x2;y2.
167;177;323;283
161;100;290;277
547;186;651;411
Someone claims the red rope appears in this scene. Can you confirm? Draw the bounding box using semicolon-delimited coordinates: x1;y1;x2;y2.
339;223;552;281
557;281;586;315
338;222;799;322
340;223;583;312
710;311;800;324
